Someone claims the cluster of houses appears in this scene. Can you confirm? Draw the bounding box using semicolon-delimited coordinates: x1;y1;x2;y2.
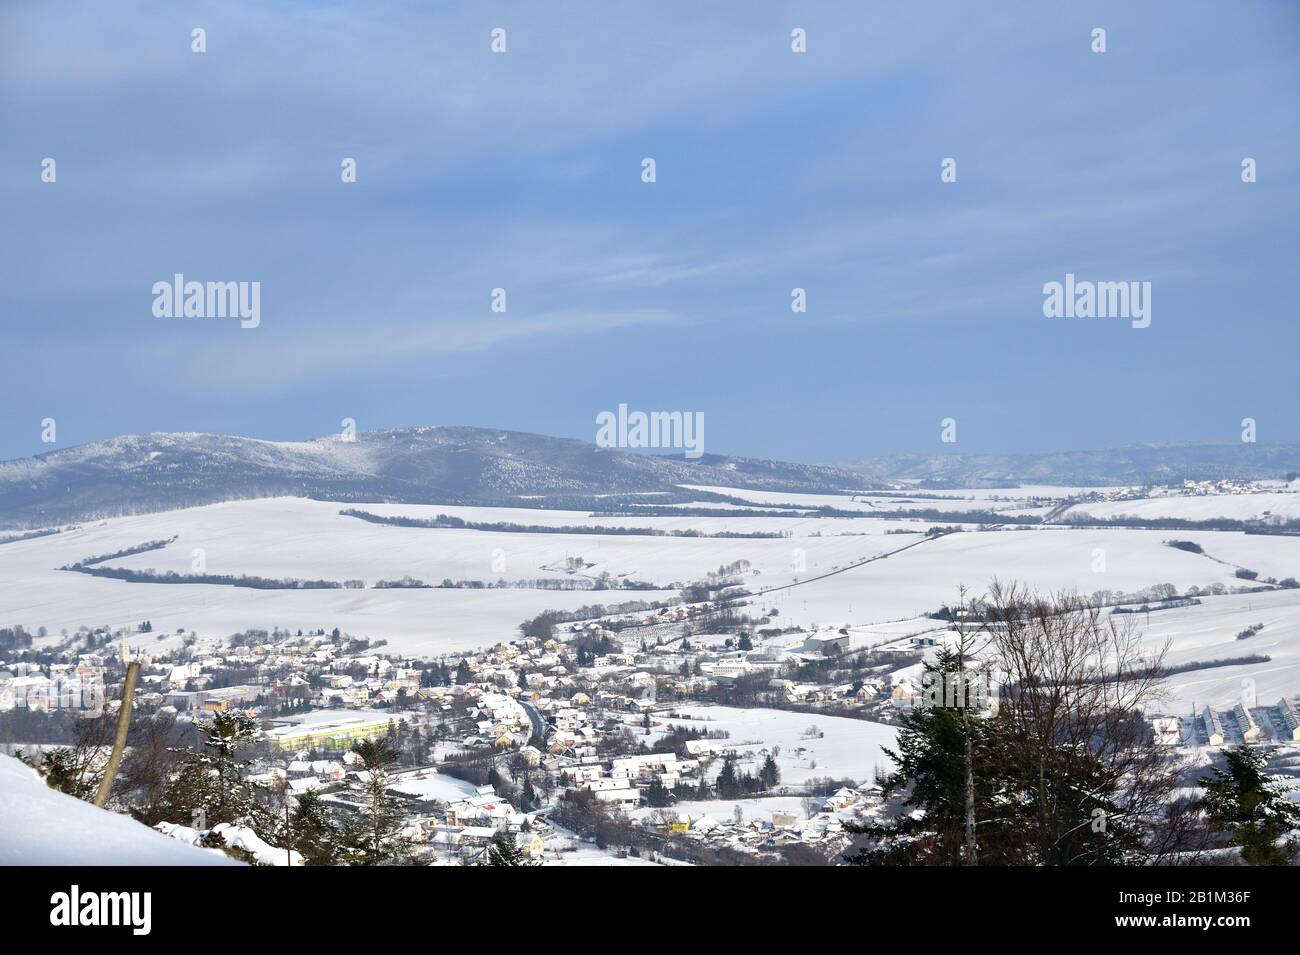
1176;479;1286;498
6;617;950;863
558;751;703;811
570;605;694;632
1152;696;1300;747
426;785;543;861
1076;479;1283;507
0;659;106;713
0;638;430;717
642;785;883;859
155;641;424;710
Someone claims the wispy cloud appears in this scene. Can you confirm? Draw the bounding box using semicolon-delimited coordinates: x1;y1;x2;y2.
0;0;1296;459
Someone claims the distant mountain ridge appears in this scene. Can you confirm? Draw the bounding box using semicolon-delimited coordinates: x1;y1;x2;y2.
0;427;879;528
843;443;1300;488
3;429;1297;529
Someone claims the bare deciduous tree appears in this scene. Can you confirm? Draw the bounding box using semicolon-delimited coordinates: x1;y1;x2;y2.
982;580;1204;864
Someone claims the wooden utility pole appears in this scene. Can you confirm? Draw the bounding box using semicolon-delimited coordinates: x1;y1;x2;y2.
959;620;977;866
954;586;983;867
94;658;140;808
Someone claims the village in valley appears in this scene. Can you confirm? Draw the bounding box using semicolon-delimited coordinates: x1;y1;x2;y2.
1;600;907;865
6;543;1300;866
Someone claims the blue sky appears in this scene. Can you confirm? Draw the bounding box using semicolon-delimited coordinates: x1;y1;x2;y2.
1;0;1297;463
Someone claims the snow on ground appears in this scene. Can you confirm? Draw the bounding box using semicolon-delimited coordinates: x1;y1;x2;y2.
98;499;925;587
656;705;897;786
3;493;1300;690
0;496;918;654
630;795;811;825
0;753;239;865
0;569;669;658
1062;491;1300;524
539;821;675;865
156;822;299;866
1128;530;1300;582
758;526;1260;629
388;769;479;802
1133;587;1300;712
541;843;667;866
680;484;1087;516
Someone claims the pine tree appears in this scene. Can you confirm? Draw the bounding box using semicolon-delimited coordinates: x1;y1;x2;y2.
288;790;339;866
39;746;101;800
716;755;740;799
339;738;410;865
484;831;528;866
759;754;780;790
844;648;1018;865
158;711;266;830
1199;746;1300;865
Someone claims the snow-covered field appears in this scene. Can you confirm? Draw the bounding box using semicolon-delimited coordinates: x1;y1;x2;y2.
97;498;924;586
0;495;933;654
0;568;668;658
0;753;238;865
1133;587;1300;712
1;490;1298;703
752;526;1260;628
1062;491;1300;524
681;484;1075;518
655;706;898;786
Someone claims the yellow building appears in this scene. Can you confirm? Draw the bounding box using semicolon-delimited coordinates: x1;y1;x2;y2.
264;714;395;753
519;832;545;859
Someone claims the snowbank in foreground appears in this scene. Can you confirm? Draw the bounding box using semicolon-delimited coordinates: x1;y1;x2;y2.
156;822;300;866
0;754;239;866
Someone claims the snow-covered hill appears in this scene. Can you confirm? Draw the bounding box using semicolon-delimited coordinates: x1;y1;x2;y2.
6;429;1299;529
0;754;239;865
0;427;880;529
